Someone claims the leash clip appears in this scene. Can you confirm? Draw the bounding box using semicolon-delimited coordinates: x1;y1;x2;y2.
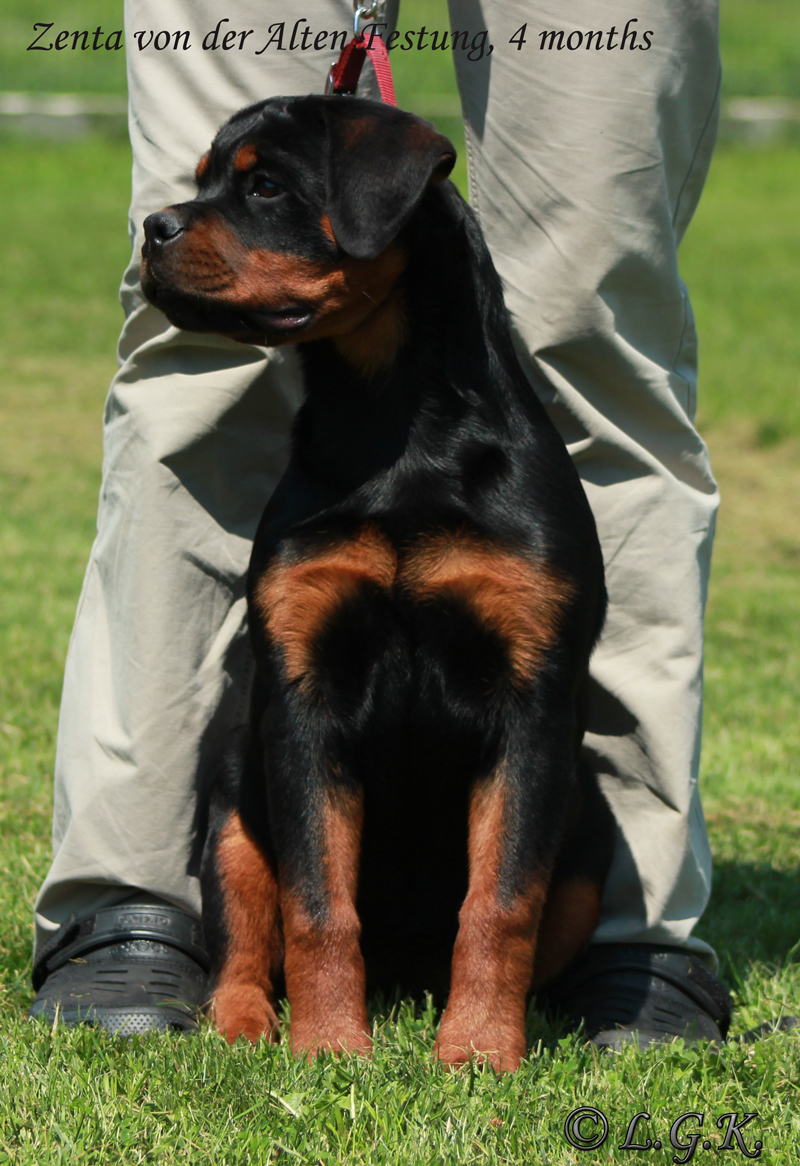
324;67;345;97
323;1;397;105
353;3;379;37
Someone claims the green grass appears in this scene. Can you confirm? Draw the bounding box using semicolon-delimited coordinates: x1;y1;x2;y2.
4;0;800;101
0;1;127;94
0;1006;796;1164
0;139;131;1029
1;63;800;1166
720;0;800;100
1;1014;798;1164
682;147;800;438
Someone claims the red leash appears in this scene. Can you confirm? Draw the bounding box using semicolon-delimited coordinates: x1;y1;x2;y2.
325;4;397;105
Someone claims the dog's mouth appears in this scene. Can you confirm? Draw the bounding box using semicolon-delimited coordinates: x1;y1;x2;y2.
250;306;316;333
143;276;317;342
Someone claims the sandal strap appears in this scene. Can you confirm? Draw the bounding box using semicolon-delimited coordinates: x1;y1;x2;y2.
33;902;209;990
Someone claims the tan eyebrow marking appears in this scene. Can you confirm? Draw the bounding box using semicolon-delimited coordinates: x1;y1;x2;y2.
233;143;259;171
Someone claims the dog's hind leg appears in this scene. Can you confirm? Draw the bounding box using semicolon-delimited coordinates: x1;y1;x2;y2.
531;758;614;989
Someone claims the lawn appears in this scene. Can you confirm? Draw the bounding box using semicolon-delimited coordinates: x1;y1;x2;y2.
1;2;799;1162
3;0;800;100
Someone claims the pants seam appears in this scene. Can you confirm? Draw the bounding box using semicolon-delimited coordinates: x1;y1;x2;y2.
672;64;722;235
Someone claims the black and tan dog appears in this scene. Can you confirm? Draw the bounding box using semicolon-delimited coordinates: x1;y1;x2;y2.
141;95;612;1071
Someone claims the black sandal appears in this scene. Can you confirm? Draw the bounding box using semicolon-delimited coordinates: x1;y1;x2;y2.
29;901;209;1035
538;943;733;1050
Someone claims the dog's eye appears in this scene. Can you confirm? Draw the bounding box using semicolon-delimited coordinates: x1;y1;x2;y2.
250;174;282;199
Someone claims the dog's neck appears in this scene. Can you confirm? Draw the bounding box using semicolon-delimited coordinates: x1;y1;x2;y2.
292;182;534;494
331;285;409;381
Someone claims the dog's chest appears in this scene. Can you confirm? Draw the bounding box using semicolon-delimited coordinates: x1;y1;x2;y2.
250;519;572;717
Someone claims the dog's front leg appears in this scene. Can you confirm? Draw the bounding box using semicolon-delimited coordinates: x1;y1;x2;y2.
433;770;545;1072
260;694;370;1057
205;808;283;1045
251;524;398;1057
269;743;371;1058
435;707;576;1073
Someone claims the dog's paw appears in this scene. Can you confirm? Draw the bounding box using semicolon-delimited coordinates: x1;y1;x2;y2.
290;1016;373;1059
434;1018;526;1073
212;983;280;1044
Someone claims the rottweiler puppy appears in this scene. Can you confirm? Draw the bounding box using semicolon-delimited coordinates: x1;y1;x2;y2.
141;95;612;1071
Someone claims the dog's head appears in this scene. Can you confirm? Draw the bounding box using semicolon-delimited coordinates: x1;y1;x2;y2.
141;96;455;348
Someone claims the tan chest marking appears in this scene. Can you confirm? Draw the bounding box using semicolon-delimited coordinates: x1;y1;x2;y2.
253;525;397;685
400;532;574;683
254;527;571;688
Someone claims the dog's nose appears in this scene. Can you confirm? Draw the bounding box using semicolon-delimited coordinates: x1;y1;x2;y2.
142;210;186;254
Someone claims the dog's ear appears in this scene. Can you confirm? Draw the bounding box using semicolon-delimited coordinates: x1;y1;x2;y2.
323;101;456;260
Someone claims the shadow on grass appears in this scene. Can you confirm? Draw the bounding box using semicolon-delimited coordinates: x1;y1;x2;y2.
697;860;800;978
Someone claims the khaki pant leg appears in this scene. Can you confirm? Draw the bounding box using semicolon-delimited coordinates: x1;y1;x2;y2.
38;0;720;962
34;0;364;948
451;1;720;956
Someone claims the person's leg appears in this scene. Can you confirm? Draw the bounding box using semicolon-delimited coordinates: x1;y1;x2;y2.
450;1;720;958
34;0;362;952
